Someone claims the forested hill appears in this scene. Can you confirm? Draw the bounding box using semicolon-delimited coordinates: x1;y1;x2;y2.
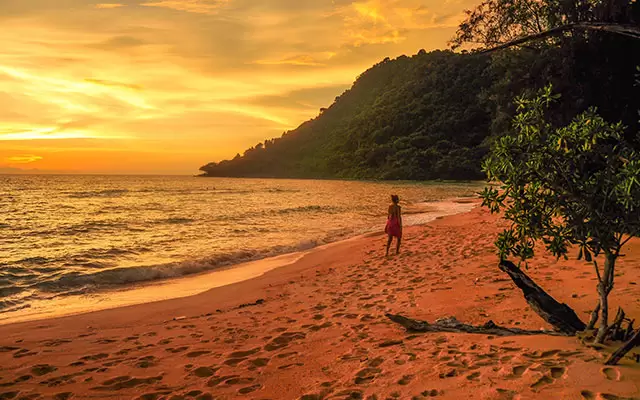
200;50;495;180
200;0;640;181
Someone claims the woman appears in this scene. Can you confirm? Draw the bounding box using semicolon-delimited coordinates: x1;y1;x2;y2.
385;194;402;256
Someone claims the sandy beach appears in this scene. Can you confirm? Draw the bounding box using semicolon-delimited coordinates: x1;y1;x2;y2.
2;202;640;400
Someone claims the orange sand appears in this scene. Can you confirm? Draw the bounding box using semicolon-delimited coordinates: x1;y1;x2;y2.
1;203;640;400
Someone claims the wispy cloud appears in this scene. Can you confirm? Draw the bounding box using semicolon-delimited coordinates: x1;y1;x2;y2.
254;53;337;67
5;155;43;164
85;78;143;91
140;0;230;15
95;3;126;9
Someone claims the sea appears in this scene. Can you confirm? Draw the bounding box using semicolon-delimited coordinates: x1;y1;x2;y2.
0;175;485;321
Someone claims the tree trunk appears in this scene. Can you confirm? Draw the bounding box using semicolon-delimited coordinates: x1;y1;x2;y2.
499;260;586;335
605;328;640;365
595;253;616;344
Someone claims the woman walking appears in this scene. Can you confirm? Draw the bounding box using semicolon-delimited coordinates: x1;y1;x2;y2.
385;194;402;256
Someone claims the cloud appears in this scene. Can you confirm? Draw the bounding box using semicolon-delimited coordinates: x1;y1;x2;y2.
0;0;479;173
85;78;143;90
254;53;337;67
5;155;43;164
95;3;126;9
92;35;149;50
140;0;230;15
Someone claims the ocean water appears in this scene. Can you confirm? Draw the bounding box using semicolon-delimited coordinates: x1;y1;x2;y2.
0;175;484;316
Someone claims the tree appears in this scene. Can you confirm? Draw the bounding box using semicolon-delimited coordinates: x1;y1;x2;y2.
481;85;640;343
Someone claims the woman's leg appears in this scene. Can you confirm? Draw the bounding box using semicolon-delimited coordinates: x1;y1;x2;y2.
396;236;402;254
386;235;393;256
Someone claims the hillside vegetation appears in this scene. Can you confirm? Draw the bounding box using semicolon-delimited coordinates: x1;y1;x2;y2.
201;0;639;180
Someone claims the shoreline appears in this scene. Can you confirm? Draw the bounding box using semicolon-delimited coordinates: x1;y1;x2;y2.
2;203;639;400
0;198;479;326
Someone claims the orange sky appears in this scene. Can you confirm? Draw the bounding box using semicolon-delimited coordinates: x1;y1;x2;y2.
1;0;480;174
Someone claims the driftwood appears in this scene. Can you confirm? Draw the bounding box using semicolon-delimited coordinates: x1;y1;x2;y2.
606;328;640;365
386;314;565;337
499;260;586;335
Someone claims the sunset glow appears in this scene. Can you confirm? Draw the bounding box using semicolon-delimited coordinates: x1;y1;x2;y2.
0;0;479;174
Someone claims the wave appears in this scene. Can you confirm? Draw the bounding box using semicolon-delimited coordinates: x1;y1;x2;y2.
28;240;323;295
67;189;129;198
162;217;196;224
273;205;339;215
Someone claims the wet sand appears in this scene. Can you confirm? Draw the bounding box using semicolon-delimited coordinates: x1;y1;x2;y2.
1;203;640;400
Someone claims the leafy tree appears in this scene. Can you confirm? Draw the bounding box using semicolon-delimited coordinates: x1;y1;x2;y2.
481;85;640;343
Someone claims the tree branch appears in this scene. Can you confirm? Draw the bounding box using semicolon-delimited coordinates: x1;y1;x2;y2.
477;23;640;54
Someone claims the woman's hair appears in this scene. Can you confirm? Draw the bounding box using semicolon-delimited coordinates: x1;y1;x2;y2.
391;194;399;204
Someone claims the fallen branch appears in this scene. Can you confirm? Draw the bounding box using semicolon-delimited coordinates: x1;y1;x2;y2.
499;260;586;335
386;314;566;336
605;328;640;365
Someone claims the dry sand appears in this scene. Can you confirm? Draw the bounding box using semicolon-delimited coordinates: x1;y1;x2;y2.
1;203;640;400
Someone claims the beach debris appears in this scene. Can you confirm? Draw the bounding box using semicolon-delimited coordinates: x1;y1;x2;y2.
237;299;265;309
386;314;564;337
606;328;640;365
499;260;586;335
173;316;187;321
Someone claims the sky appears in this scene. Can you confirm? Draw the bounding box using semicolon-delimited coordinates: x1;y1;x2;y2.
0;0;480;175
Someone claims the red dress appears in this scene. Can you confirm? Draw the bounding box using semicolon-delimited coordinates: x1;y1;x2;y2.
385;216;402;238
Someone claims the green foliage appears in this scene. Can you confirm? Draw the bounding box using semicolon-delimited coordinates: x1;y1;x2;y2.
481;85;640;265
201;51;495;180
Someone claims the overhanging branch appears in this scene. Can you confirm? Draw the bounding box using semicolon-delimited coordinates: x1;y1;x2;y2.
477;23;640;54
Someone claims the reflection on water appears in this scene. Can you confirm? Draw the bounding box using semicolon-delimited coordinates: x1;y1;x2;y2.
1;175;485;315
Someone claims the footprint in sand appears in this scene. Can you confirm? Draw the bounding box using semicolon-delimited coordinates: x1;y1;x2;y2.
355;367;381;384
264;332;306;351
135;356;157;369
223;358;246;367
207;375;239;387
398;374;414;385
249;358;270;369
602;367;622;381
581;391;596;400
80;353;109;362
31;365;57;376
224;377;254;385
238;384;261;394
466;372;481;381
530;375;554;390
550;367;566;379
299;394;323;400
368;357;385;368
192;366;220;378
598;394;639;400
53;392;73;400
91;375;163;391
0;392;20;400
511;365;529;378
166;346;188;353
186;350;211;358
13;349;38;359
